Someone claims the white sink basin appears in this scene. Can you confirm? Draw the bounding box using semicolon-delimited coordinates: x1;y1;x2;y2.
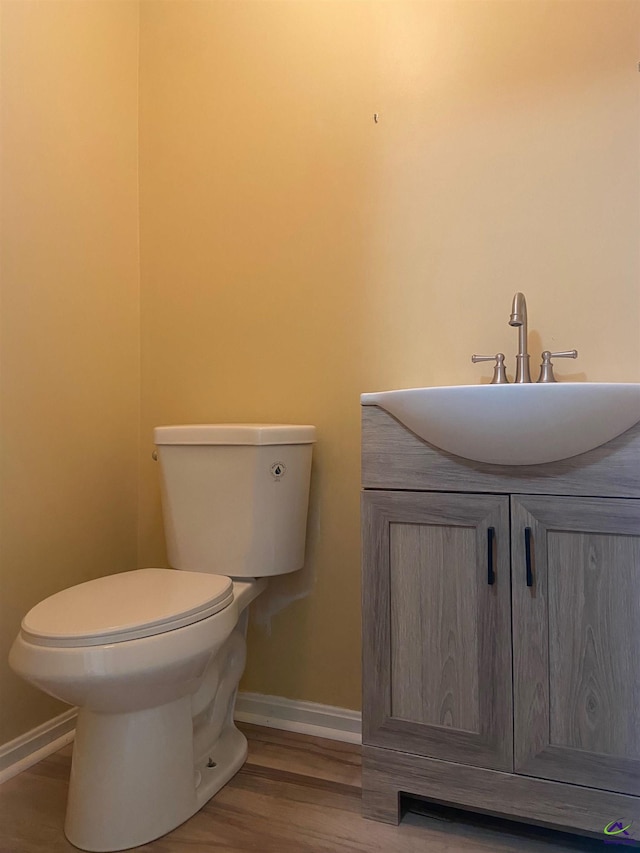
361;383;640;465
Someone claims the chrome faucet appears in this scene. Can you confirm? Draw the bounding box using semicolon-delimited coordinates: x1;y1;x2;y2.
471;291;578;383
509;291;532;383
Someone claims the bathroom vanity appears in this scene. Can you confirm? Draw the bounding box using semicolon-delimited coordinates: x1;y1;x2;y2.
361;403;640;837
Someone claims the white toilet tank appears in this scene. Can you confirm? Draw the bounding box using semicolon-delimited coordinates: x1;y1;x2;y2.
153;424;316;578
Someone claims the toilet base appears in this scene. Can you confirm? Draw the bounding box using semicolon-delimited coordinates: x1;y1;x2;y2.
63;608;256;853
194;722;248;809
64;700;248;852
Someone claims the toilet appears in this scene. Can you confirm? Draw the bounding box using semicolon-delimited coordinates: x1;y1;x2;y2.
9;423;315;852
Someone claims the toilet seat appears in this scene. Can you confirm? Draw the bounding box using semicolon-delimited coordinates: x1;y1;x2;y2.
21;569;234;648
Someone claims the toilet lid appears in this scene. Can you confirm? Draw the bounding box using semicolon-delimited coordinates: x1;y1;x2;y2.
21;569;234;648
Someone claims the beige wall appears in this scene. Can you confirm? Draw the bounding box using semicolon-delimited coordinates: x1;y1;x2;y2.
138;1;640;712
0;1;140;742
1;0;638;746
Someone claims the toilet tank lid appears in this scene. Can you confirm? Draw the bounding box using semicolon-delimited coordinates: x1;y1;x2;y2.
154;424;316;446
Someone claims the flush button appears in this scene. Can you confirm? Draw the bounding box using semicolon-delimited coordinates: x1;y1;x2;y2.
270;462;286;481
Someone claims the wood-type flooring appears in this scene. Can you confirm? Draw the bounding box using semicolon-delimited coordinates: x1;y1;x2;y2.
0;723;613;852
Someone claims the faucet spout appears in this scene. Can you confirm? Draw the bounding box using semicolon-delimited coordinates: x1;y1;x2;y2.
508;292;532;383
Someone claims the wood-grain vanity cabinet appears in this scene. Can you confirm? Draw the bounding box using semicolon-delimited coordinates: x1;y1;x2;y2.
361;406;640;837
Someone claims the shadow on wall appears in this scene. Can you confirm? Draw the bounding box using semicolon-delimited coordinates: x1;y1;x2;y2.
250;458;322;635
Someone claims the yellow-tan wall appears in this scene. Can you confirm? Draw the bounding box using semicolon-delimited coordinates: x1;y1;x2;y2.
138;1;640;712
1;1;638;746
0;1;140;742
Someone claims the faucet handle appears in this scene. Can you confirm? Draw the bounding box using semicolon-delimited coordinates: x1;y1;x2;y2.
537;350;578;383
472;353;509;385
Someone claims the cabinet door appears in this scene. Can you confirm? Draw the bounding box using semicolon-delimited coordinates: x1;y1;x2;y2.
362;490;512;771
512;495;640;795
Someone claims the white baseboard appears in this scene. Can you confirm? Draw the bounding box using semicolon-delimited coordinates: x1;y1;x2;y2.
0;693;360;786
234;692;362;744
0;708;77;785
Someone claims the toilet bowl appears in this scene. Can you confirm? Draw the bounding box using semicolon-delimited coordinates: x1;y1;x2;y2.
9;424;315;852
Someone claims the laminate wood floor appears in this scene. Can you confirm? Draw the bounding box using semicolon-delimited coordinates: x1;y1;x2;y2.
0;724;613;853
